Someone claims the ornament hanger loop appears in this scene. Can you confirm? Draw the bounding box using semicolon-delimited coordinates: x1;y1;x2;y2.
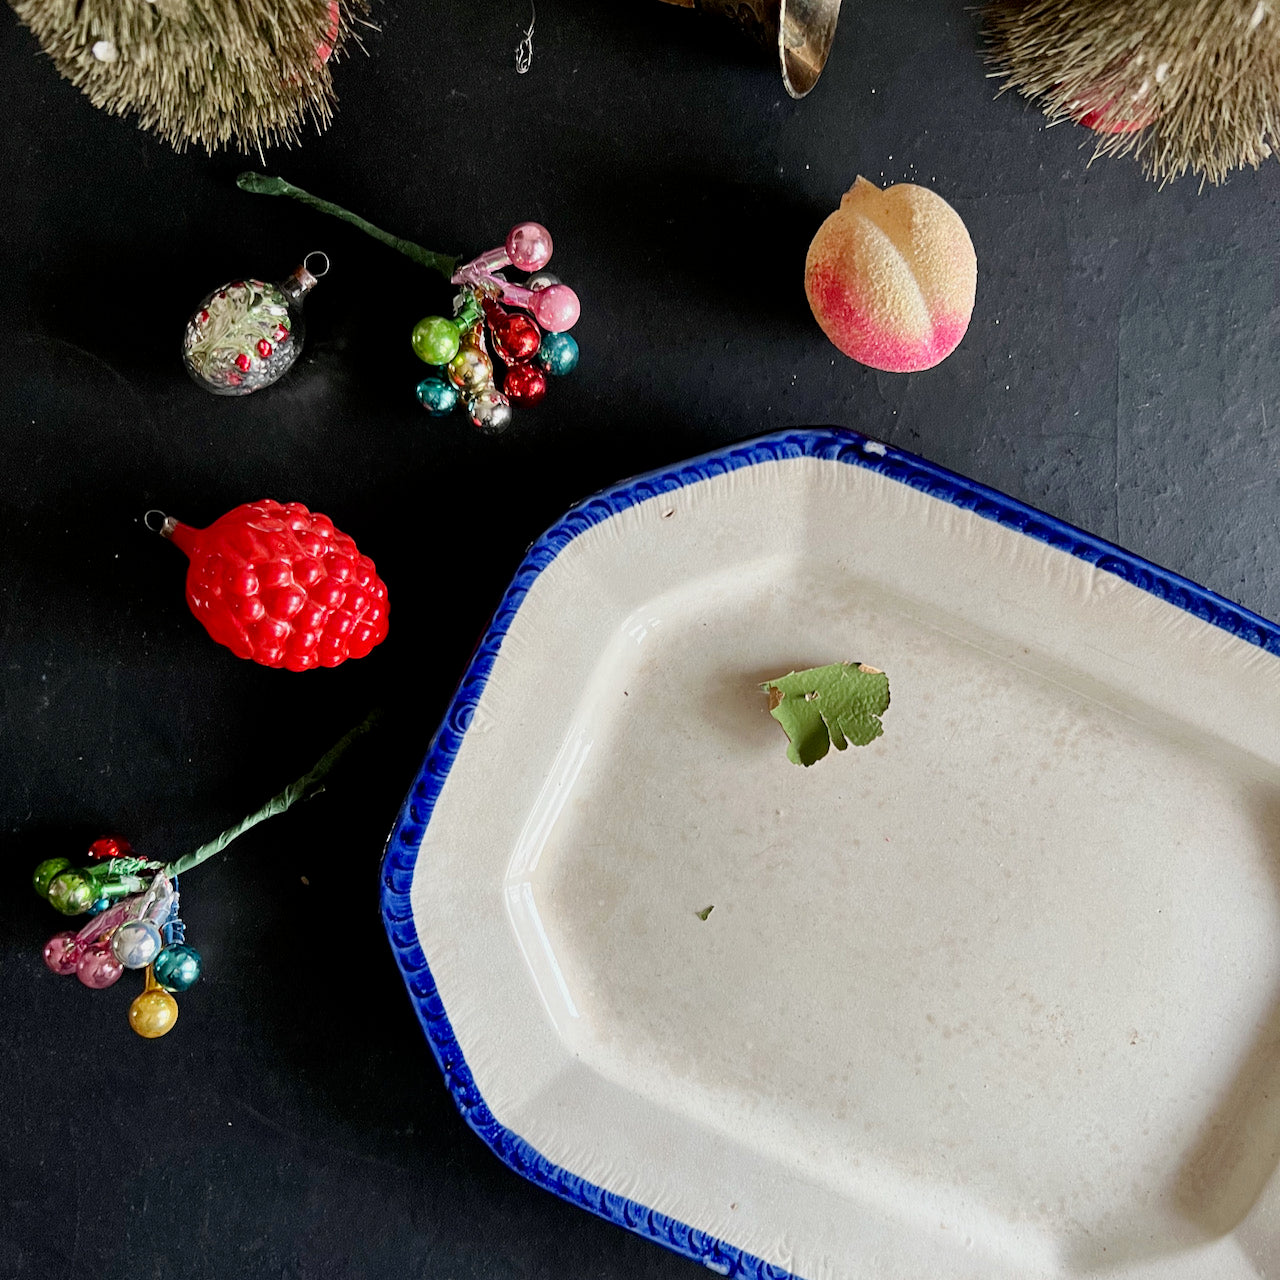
303;251;330;278
143;509;175;537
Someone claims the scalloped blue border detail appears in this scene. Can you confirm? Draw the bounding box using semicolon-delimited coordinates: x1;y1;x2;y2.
380;427;1280;1279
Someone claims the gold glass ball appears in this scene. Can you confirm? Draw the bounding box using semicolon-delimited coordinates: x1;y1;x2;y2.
446;344;493;393
129;988;179;1038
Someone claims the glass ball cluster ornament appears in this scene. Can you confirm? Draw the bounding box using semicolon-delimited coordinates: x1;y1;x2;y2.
233;175;587;428
412;222;581;435
182;252;329;396
35;836;200;1039
31;714;374;1039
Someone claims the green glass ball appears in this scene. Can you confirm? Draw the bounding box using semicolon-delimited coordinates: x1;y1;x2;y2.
411;316;461;366
32;857;72;899
47;870;97;916
154;944;202;993
416;377;459;416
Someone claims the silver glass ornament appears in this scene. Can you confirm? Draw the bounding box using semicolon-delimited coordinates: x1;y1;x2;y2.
182;252;329;396
468;389;513;435
111;919;164;970
525;270;560;291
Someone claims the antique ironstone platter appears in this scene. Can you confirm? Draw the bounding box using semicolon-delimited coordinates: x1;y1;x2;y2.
381;428;1280;1280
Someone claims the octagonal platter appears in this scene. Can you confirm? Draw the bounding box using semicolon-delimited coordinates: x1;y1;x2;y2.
383;429;1280;1280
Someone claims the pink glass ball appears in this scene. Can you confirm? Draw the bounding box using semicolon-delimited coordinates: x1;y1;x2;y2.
530;284;580;333
77;943;124;989
43;932;80;975
505;222;553;273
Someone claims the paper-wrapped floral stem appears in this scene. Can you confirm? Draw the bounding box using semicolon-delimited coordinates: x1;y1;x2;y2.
165;710;381;875
237;172;460;278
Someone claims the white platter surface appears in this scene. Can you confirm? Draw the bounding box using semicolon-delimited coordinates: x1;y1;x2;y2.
386;435;1280;1280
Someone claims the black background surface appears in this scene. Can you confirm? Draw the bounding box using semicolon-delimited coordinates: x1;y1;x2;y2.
3;2;1279;1278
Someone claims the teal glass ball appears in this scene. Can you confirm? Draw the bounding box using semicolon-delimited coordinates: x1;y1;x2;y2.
154;944;202;993
416;377;459;416
538;331;579;377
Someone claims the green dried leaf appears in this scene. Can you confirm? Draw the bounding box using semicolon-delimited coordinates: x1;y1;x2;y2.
761;663;890;768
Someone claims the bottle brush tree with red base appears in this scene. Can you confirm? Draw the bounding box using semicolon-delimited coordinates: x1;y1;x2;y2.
7;0;368;151
984;0;1280;186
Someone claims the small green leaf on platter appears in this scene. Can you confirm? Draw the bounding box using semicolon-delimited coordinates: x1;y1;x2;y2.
696;905;714;921
761;662;890;767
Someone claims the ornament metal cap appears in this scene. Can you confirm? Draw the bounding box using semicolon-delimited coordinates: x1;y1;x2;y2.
280;251;330;305
144;510;179;539
657;0;842;98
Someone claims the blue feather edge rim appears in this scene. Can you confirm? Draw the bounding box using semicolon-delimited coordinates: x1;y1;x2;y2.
380;427;1280;1280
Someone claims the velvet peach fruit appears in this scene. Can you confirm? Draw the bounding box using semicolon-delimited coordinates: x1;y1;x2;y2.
804;177;977;373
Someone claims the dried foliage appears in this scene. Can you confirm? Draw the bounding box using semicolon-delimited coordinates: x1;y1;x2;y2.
984;0;1280;185
8;0;369;152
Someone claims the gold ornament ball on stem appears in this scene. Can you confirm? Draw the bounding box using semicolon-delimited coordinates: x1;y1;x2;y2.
446;345;493;394
129;966;179;1038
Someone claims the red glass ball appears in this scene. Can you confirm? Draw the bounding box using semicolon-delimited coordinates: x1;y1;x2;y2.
504;362;548;407
485;304;542;364
89;836;132;860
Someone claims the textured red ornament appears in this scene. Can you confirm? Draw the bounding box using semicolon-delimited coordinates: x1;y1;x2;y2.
235;353;252;373
1078;109;1151;134
503;362;548;407
89;836;133;860
316;0;341;64
484;300;542;363
1070;80;1157;134
165;501;389;671
257;339;273;358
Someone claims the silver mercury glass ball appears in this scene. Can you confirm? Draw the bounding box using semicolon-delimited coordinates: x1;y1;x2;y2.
181;254;328;397
468;389;513;435
525;271;560;292
111;918;164;970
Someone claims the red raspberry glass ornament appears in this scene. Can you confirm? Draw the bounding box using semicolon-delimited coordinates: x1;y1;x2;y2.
150;501;389;671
